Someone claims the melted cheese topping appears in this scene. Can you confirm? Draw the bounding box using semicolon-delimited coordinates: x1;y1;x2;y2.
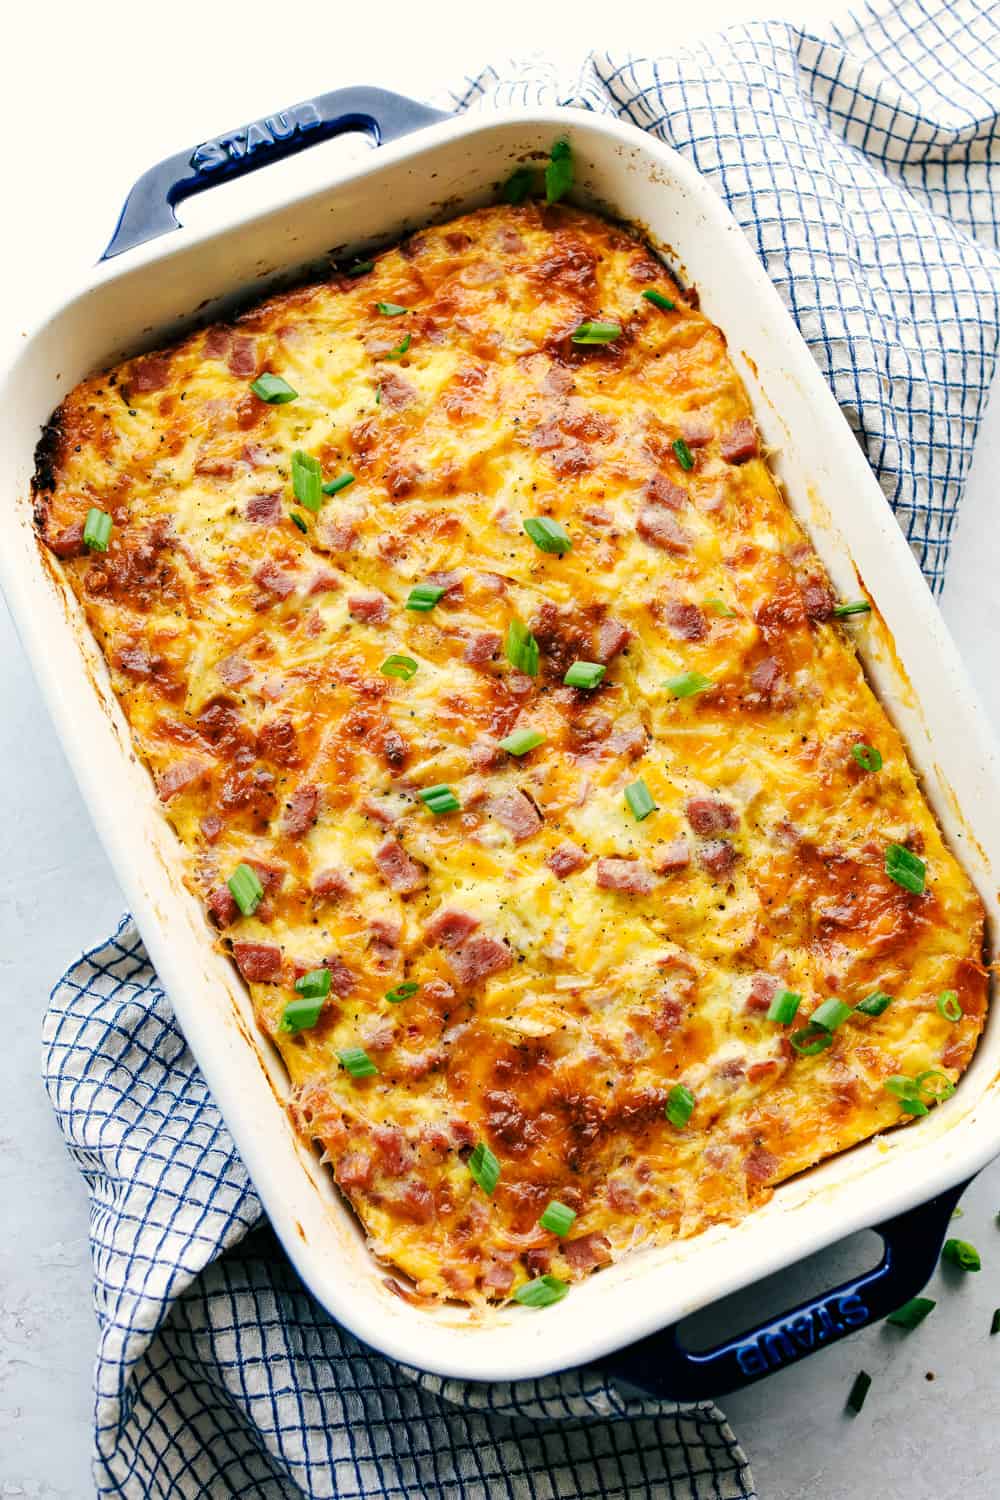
34;202;987;1304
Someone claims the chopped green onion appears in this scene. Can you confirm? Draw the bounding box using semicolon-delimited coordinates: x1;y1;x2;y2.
227;862;264;917
290;512;308;534
809;998;853;1032
846;1371;872;1414
292;450;323;512
885;843;926;895
545;138;573;204
851;743;882;773
385;334;411;361
346;259;374;277
337;1046;378;1079
885;1069;955;1115
706;598;736;616
539;1201;577;1237
385;981;419;1004
278;996;324;1034
665;1083;695;1129
915;1069;956;1102
991;1308;1000;1336
625;778;657;822
833;600;871;618
499;727;546;757
322;473;356;496
380;654;419;681
767;989;801;1025
514;1274;569;1308
418;784;461;815
83;508;112;551
886;1296;936;1330
855;990;893;1017
468;1141;500;1195
376;301;408;316
664;671;713;699
504;166;534;204
564;660;605;689
673;437;694;471
936;990;962;1023
250;373;298;404
505;618;540;676
942;1238;981;1272
295;968;332;999
790;1025;834;1056
524;516;572;554
571;320;621;345
406;583;447;611
642;289;675;311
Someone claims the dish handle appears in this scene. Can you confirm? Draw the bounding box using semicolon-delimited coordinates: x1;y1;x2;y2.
101;87;450;261
600;1181;968;1401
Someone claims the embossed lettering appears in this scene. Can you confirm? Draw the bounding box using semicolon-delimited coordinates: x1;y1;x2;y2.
291;102;322;130
837;1293;869;1327
190;101;323;177
736;1344;767;1377
789;1316;816;1351
191;140;228;172
760;1329;795;1367
245;121;271;154
267;111;295;140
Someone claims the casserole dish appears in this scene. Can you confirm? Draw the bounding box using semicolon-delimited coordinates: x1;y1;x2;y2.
4;87;999;1397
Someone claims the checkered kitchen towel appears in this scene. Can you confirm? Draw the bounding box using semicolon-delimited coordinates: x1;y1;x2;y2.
41;1;1000;1495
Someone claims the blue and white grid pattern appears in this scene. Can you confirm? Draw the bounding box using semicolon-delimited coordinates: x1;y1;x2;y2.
42;2;1000;1495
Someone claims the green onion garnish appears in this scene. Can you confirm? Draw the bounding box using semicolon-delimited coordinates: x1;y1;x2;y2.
539;1201;577;1237
855;990;893;1016
290;512;308;534
851;743;882;772
504;167;534;204
505;618;539;676
642;289;675;311
885;1069;955;1116
418;784;461;815
833;600;871;618
278;995;324;1034
376;301;408;316
665;1083;695;1129
337;1046;378;1079
886;1296;935;1330
292;450;323;512
346;260;374;277
322;473;356;496
385;981;419;1004
942;1237;981;1272
468;1141;500;1196
767;989;801;1025
380;654;419;681
385;334;411;361
250;373;298;404
706;598;736;616
991;1308;1000;1335
545;138;573;204
227;862;264;917
570;321;621;345
295;968;332;999
406;583;447;611
885;843;926;895
514;1274;569;1308
790;1025;833;1056
563;661;605;689
809;998;853;1032
664;671;713;699
847;1371;872;1414
916;1068;956;1103
523;516;572;554
499;728;546;757
936;990;962;1022
672;437;694;471
83;508;112;552
625;778;657;821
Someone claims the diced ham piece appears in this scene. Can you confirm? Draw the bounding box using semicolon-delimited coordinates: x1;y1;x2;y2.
607;721;647;759
424;908;480;949
721;419;759;464
750;657;783;700
744;1147;779;1184
699;840;738;879
217;653;253;687
232;941;282;982
487;790;541;843
128;354;171;395
246;860;285;896
378;371;418;409
680;413;713;448
372;1126;409;1178
309;569;340;596
464;630;501;667
655;837;691;873
313;867;352;901
470;737;503;771
368;918;402;969
646;473;686;509
195;455;236;478
336;1152;373;1189
206;886;239;928
652;995;684;1035
637;506;690;552
227;335;257;378
595;618;631;663
393;1183;434;1223
200;813;223;844
746;974;779;1013
686;797;737;836
246;492;282;525
426;569;464;597
374;839;426;894
596;858;655;895
801;578;835;621
254;561;295;597
320;516;358;553
547;842;588;879
361;797;400;827
283;783;319;837
156;757;209;802
348;592;390;625
448;935;512;987
483;1261;516;1296
325;957;356;998
562;1233;612;1272
45;522;85;558
664;601;707;641
203;327;231;359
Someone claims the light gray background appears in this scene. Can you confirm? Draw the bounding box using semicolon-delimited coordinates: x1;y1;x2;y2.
2;2;998;1494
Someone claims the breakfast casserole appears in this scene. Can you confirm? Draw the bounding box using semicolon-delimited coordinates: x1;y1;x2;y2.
33;172;987;1306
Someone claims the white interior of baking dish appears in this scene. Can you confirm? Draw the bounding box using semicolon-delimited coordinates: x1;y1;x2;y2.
2;108;999;1382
